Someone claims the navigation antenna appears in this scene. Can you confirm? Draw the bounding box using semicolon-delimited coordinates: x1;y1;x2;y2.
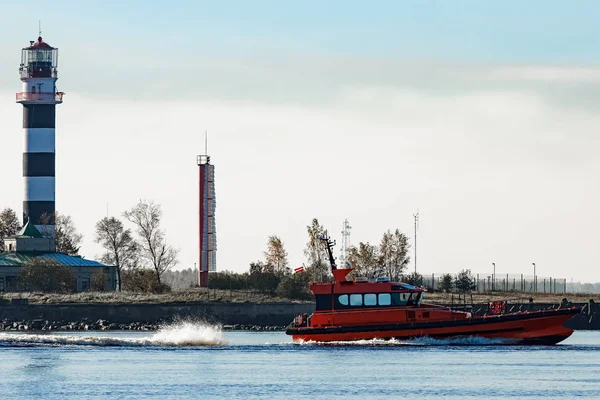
317;231;337;271
339;219;351;268
39;20;41;37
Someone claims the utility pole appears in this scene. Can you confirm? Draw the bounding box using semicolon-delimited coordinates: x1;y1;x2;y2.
413;212;419;274
532;262;536;293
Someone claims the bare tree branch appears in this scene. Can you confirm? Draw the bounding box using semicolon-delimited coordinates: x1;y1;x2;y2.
124;200;178;285
94;216;139;291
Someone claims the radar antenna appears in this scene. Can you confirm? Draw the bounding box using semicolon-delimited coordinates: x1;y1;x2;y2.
316;231;337;271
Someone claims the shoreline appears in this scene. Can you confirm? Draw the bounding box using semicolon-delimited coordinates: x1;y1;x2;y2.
0;319;287;332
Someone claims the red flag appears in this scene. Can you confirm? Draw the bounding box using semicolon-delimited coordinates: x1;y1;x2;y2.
294;266;305;273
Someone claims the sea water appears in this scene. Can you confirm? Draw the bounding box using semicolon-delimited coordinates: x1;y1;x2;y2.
0;324;599;399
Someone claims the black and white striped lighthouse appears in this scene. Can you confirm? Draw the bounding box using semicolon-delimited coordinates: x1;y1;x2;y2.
16;36;63;235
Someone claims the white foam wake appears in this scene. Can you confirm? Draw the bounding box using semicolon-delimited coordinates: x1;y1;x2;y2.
295;335;512;346
0;321;227;347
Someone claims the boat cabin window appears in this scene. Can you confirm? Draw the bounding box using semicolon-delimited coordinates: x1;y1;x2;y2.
338;294;348;306
315;294;333;310
333;292;423;309
378;293;391;306
364;294;377;306
350;294;363;306
391;292;423;306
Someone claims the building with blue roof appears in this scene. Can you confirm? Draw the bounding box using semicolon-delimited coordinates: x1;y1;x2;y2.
0;221;117;292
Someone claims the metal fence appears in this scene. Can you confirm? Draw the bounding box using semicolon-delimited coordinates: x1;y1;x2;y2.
417;273;568;294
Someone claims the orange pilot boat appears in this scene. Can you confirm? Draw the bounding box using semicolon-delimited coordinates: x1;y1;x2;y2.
286;233;579;345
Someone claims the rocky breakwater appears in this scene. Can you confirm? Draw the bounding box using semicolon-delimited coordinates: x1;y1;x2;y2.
0;318;286;332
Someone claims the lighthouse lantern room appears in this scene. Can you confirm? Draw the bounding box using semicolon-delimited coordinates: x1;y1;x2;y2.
16;36;64;234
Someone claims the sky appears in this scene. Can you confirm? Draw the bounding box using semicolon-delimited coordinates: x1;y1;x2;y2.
0;1;599;282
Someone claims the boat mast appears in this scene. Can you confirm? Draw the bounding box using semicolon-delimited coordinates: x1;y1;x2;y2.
317;231;337;271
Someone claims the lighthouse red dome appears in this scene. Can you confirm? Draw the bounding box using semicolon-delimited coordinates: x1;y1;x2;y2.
28;36;54;49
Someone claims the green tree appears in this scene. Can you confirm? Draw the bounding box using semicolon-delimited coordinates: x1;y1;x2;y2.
347;242;379;277
404;271;423;287
439;273;454;293
264;235;290;275
19;257;75;293
276;272;311;300
455;269;476;293
248;261;281;294
378;229;411;281
94;216;139;291
0;208;20;252
40;212;83;255
303;218;330;282
124;200;179;285
305;260;331;283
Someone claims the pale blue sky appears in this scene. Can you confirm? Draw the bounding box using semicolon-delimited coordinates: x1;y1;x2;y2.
1;1;600;63
0;1;599;282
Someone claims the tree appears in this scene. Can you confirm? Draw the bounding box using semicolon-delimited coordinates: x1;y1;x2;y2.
121;267;171;293
40;212;83;255
304;218;326;264
0;208;20;252
455;269;476;293
305;260;331;283
264;235;290;275
347;242;379;277
439;273;454;293
378;229;410;281
248;261;281;294
404;271;423;287
94;216;139;291
91;269;107;292
276;272;311;300
19;257;75;293
124;200;179;285
303;218;331;283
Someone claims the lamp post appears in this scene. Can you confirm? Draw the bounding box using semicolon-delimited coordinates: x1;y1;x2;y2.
492;263;495;291
532;263;536;293
413;212;419;274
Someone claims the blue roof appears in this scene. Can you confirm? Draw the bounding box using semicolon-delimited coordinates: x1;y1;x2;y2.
394;282;419;290
0;252;109;267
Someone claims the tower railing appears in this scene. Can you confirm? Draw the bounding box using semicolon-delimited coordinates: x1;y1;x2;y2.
16;92;64;102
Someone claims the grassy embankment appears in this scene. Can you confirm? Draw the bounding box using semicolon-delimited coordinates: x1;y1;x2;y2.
0;289;597;305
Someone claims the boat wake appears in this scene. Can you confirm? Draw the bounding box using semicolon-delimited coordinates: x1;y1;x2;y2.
0;321;228;347
295;336;513;346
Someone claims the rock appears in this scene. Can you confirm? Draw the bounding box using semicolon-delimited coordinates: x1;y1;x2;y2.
30;319;45;330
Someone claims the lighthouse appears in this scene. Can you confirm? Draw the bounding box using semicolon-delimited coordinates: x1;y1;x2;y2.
16;36;63;234
198;153;216;287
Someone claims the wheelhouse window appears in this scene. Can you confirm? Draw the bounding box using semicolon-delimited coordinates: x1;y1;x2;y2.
316;294;333;310
411;292;423;305
391;292;409;306
338;294;348;306
378;293;391;306
350;294;363;306
364;293;377;306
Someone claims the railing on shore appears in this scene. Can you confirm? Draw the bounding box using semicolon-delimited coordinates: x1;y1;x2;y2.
414;273;569;295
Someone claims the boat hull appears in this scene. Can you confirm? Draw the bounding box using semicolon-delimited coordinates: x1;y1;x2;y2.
287;308;579;345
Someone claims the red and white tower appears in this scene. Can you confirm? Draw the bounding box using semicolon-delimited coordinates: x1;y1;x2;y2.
197;154;216;287
16;36;64;234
